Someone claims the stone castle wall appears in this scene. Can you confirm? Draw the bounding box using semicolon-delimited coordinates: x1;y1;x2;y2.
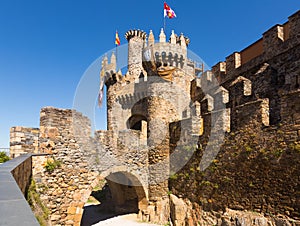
33;107;100;225
8;10;300;226
168;10;300;226
10;127;39;158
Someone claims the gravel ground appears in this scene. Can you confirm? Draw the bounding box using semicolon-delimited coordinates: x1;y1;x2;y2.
92;214;161;226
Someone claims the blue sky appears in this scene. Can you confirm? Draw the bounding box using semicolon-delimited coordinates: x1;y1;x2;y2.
0;0;299;148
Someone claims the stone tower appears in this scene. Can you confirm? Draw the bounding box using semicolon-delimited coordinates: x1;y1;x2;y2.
125;29;147;78
101;28;203;223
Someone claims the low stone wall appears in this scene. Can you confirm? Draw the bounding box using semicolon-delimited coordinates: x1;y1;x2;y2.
11;154;32;195
10;127;39;158
0;154;39;226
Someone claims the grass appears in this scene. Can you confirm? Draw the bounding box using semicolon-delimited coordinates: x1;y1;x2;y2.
244;144;253;153
272;148;283;158
27;179;50;226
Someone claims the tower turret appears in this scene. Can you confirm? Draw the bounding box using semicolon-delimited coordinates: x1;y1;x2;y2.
179;33;187;49
102;54;108;68
170;30;176;44
148;30;155;46
159;28;166;43
125;29;147;78
110;52;116;66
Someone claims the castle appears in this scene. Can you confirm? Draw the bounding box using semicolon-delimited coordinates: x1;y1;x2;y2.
6;10;300;226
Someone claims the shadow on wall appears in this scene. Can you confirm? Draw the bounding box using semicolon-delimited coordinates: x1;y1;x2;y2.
80;180;140;226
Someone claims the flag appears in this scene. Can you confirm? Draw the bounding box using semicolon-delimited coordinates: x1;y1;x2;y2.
115;31;120;46
164;2;176;19
98;67;105;108
98;79;104;107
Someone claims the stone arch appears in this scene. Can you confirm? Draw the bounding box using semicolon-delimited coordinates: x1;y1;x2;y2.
128;97;148;127
105;171;148;214
79;173;106;226
130;97;148;116
128;114;147;131
80;169;148;225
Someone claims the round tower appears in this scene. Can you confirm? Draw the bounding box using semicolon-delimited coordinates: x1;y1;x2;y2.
125;29;147;78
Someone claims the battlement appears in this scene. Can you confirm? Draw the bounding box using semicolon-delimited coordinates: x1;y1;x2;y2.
104;10;300;144
212;10;300;83
147;29;189;47
125;29;147;41
103;28;202;91
100;53;118;82
143;29;190;69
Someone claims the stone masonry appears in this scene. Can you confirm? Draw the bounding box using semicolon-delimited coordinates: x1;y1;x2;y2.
9;10;300;226
10;127;39;158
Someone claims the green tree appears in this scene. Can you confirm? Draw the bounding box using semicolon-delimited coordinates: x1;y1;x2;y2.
0;151;10;163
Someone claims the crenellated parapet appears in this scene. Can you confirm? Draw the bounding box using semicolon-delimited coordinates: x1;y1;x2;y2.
126;29;148;78
101;53;116;75
125;29;147;41
143;29;190;70
189;65;274;135
100;53;122;87
103;28;204;95
211;10;300;83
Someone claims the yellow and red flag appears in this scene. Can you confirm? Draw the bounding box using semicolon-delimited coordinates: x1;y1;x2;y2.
164;2;176;19
115;31;120;46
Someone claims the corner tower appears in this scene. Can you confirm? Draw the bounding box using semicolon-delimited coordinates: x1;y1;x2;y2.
125;29;147;78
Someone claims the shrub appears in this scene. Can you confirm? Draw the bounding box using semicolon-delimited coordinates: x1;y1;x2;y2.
44;158;61;172
244;145;252;153
0;151;10;163
273;148;283;158
169;173;178;180
289;143;300;153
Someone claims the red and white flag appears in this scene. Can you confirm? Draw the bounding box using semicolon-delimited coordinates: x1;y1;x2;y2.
164;2;176;19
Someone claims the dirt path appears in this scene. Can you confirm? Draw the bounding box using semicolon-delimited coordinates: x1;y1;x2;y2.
91;213;161;226
81;203;162;226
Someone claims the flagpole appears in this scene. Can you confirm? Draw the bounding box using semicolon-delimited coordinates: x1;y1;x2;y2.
115;44;118;71
163;2;166;31
115;30;118;71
